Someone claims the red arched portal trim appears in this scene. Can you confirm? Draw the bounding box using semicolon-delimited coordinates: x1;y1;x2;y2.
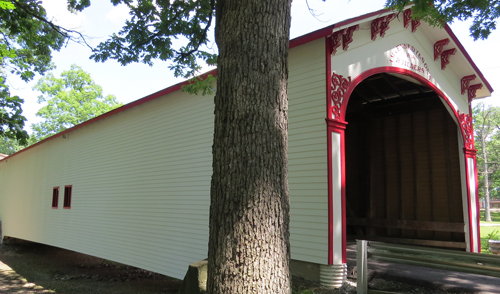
342;67;465;142
336;66;479;253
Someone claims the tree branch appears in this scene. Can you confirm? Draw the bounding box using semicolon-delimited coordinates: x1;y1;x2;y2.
12;0;93;50
176;0;215;61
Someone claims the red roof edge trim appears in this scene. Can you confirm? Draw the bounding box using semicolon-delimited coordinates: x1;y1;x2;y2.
444;24;494;93
289;8;394;49
3;8;400;163
0;69;218;163
3;7;492;163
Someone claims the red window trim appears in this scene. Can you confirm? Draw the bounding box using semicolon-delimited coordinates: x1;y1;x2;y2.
63;185;72;209
52;187;59;209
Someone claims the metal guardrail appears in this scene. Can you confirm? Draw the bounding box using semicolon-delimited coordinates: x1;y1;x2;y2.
356;240;500;294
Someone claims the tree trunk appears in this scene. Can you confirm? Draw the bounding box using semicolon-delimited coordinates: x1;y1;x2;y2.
207;0;292;293
481;135;492;222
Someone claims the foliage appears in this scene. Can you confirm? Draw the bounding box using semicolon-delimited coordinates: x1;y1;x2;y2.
29;65;123;144
0;1;15;10
481;228;499;254
473;103;500;221
0;136;21;154
0;0;90;144
480;210;500;223
0;81;28;144
386;0;500;40
69;0;217;95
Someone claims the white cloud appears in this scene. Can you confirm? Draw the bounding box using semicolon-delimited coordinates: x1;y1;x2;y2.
42;0;86;30
107;4;130;25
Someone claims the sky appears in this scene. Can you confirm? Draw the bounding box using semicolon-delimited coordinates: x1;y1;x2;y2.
8;0;500;132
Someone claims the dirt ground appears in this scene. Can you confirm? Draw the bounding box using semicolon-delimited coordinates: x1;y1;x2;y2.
0;238;472;294
0;238;182;294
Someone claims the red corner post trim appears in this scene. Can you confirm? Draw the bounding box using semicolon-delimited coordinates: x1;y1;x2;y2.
326;37;348;264
474;151;481;253
325;36;333;265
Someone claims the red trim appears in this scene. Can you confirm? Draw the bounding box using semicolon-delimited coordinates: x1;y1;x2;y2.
330;30;345;55
291;26;336;49
474;152;481;253
52;186;59;209
344;67;480;253
326;36;349;264
343;26;359;51
326;119;348;265
325;37;333;265
326;122;334;265
63;185;72;209
468;84;483;103
441;48;457;70
434;39;450;61
444;24;494;93
343;67;461;126
290;8;393;49
327;120;348;264
1;7;491;164
404;9;412;29
463;150;475;252
469;104;481;252
461;75;477;95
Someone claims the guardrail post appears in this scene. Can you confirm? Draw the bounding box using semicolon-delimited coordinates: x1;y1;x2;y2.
357;240;368;294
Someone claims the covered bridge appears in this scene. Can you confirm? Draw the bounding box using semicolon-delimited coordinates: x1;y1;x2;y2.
0;7;491;287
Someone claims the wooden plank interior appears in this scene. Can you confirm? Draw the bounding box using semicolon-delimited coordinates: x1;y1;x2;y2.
345;74;465;249
351;235;467;249
346;218;465;232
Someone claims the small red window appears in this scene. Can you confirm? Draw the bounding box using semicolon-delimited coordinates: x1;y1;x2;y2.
52;187;59;208
63;185;72;209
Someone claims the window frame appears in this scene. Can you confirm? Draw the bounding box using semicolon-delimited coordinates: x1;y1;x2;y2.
52;187;59;209
63;185;72;209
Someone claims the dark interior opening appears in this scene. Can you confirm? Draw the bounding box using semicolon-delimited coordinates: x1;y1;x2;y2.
345;73;466;250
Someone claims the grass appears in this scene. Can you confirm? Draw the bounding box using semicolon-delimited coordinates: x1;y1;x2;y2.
480;210;500;254
479;210;500;224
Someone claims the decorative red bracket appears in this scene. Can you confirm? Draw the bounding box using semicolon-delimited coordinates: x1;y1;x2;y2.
330;72;351;121
371;14;395;40
380;14;395;38
329;25;359;55
343;25;359;51
441;48;456;70
468;83;483;103
461;75;477;95
434;39;450;61
403;9;420;33
403;9;412;29
330;29;345;55
459;112;475;150
412;18;421;33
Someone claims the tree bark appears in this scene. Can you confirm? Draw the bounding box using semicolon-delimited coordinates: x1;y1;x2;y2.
480;126;492;222
478;104;492;222
207;0;292;293
481;137;492;222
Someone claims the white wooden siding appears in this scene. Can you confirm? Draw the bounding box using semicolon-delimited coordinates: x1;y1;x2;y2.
0;89;214;279
0;37;330;280
288;38;328;264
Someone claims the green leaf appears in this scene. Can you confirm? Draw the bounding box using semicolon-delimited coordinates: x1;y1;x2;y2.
0;0;15;10
29;65;123;144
